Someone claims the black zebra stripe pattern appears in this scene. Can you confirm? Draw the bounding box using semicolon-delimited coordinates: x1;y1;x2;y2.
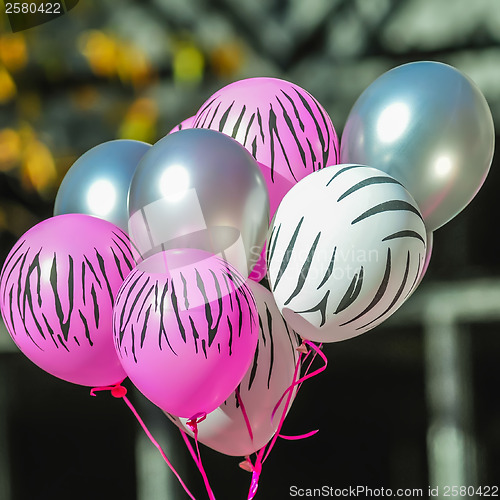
267;164;427;343
193;77;339;184
112;249;260;417
113;252;258;363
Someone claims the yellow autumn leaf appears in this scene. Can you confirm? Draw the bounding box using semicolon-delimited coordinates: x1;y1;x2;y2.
79;30;118;78
22;140;57;194
117;43;156;89
0;34;28;72
173;43;204;84
118;97;158;143
0;66;16;103
210;41;244;78
0;128;22;171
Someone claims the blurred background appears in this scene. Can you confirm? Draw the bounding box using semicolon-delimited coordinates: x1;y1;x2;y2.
0;0;499;498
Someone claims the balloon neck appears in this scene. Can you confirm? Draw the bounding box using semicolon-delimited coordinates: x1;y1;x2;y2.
186;412;207;434
90;381;127;398
239;460;253;472
296;343;308;354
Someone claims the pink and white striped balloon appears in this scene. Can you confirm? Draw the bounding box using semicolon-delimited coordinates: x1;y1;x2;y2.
166;280;301;456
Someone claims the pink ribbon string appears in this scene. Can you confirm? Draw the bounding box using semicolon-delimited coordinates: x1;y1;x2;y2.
273;341;325;441
239;340;328;499
237;349;303;500
278;429;319;440
248;453;263;500
271;341;327;423
179;427;213;500
185;413;217;500
240;448;264;500
179;427;201;466
90;383;196;500
262;346;304;463
90;342;327;500
296;342;323;393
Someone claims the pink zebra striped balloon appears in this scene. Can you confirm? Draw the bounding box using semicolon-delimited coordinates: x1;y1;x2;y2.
113;249;259;418
0;214;140;387
193;77;339;281
194;77;339;185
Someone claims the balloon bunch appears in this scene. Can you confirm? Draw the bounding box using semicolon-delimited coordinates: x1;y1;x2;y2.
0;61;494;499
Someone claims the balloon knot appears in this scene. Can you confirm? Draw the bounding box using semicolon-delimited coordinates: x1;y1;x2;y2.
111;385;127;398
239;460;253;472
296;343;308;354
187;412;207;433
90;382;127;398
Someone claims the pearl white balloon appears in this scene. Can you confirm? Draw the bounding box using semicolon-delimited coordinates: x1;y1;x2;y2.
267;164;427;343
165;280;301;456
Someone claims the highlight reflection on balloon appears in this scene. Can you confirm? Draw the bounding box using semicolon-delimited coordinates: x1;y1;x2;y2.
376;102;410;143
128;128;270;278
159;164;191;201
54;140;151;232
341;61;495;231
86;179;117;216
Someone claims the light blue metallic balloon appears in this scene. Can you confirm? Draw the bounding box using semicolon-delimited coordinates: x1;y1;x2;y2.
341;61;495;231
128;128;270;278
54;140;151;232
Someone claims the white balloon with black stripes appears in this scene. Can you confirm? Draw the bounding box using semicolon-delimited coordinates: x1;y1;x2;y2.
165;280;301;456
267;164;427;343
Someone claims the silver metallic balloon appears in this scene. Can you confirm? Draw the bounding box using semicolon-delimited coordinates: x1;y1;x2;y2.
341;61;495;231
54;140;151;232
128;128;270;278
